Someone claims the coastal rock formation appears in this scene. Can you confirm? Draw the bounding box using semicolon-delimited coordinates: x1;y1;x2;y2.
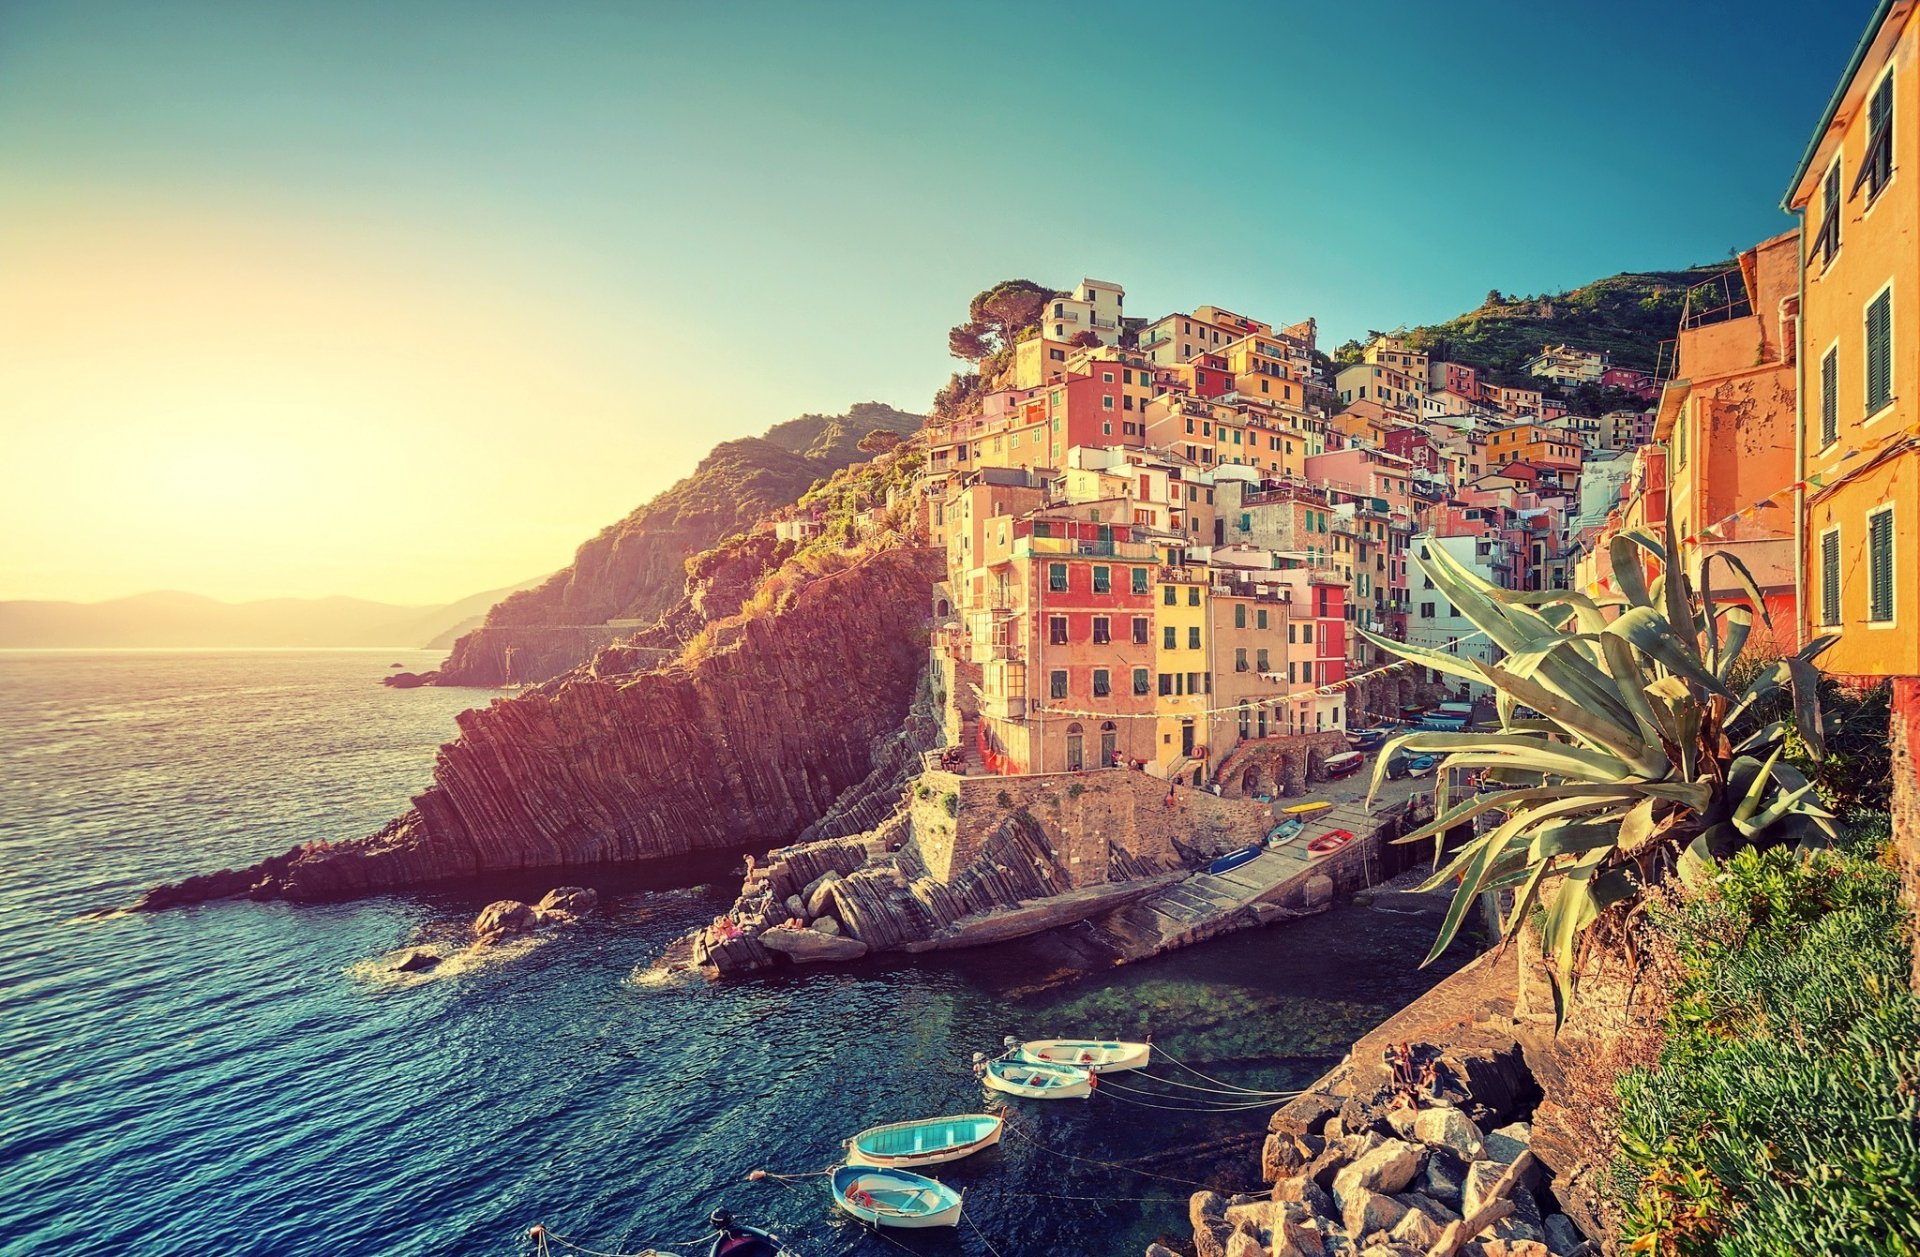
140;546;943;907
432;402;922;686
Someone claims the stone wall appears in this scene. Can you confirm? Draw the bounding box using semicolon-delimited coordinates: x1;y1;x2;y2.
1894;677;1920;993
1213;731;1352;798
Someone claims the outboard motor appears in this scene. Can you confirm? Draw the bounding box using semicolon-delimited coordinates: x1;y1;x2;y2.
1002;1035;1019;1048
710;1208;737;1236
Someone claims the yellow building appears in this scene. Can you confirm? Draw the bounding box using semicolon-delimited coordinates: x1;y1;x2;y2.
1154;564;1212;780
1787;0;1918;686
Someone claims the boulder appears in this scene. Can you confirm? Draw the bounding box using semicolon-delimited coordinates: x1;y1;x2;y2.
536;886;598;920
1223;1200;1279;1234
1189;1190;1226;1231
758;925;868;963
1331;1138;1424;1207
1393;1190;1459;1224
1388;1204;1446;1250
1263;1131;1323;1180
784;893;807;918
1544;1213;1587;1256
1483;1121;1532;1165
1224;1229;1264;1257
1423;1148;1468;1205
1478;1242;1551;1257
1302;1139;1354;1193
1270;1091;1345;1143
473;899;538;941
810;916;842;936
383;671;427;688
1339;1187;1408;1238
1271;1174;1335;1217
394;949;441;972
1491;1187;1547;1244
802;870;843;917
1385;1103;1420;1139
1462;1159;1533;1219
1272;1205;1327;1257
1413;1106;1485;1160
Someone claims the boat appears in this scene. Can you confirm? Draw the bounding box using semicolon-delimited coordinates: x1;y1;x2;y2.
1307;828;1354;858
1206;842;1264;875
844;1113;1003;1168
1266;816;1306;847
703;1210;801;1257
1015;1039;1151;1073
1281;800;1332;815
1323;751;1366;779
1404;754;1437;778
978;1056;1094;1098
830;1165;964;1229
1346;727;1387;749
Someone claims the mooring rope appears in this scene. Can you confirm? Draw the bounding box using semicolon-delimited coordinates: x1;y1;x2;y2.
1000;1118;1218;1188
1150;1045;1301;1095
1132;1069;1304;1099
1092;1076;1289;1112
530;1224;709;1257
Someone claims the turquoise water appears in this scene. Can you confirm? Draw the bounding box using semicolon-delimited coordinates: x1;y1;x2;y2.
0;650;1473;1257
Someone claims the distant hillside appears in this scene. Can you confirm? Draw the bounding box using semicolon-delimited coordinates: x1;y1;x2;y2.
0;581;542;649
432;401;923;683
1398;266;1732;379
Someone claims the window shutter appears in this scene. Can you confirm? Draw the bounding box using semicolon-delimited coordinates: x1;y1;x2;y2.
1821;531;1841;626
1868;511;1895;623
1820;348;1838;445
1867;291;1893;413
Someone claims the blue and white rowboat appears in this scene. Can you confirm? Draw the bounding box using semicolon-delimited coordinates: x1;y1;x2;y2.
844;1114;1002;1169
1015;1039;1151;1073
980;1057;1094;1098
830;1165;964;1229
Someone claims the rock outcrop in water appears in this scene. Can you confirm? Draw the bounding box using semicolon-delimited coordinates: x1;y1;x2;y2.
139;545;943;908
431;402;923;686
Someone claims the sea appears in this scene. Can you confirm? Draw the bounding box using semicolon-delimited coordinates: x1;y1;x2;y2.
0;649;1475;1257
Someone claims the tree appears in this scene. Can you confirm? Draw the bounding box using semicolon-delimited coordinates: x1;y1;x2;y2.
1366;515;1837;1019
1485;289;1506;307
1068;329;1100;348
856;429;904;455
948;324;992;361
948;279;1060;362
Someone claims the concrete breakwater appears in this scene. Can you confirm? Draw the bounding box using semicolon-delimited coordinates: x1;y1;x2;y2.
663;763;1435;977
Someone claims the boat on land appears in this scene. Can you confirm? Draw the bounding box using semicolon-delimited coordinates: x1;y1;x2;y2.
703;1210;800;1257
978;1057;1094;1098
1323;751;1366;779
1281;800;1333;815
1206;842;1264;875
1404;754;1437;778
1346;727;1388;749
1266;816;1306;847
830;1165;964;1229
844;1114;1003;1168
1015;1039;1151;1073
1307;829;1355;858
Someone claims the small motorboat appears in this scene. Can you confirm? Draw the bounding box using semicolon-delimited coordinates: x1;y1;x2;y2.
1266;816;1306;847
1015;1039;1151;1073
1307;829;1354;859
1207;842;1264;875
1346;727;1387;749
830;1165;964;1229
704;1210;800;1257
845;1113;1003;1168
1404;754;1437;778
978;1056;1093;1098
1323;751;1366;779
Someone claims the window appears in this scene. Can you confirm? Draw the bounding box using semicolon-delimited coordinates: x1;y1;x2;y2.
1091;616;1111;645
1163;626;1177;649
1093;669;1111;698
1187;626;1201;649
1049;616;1069;645
1855;69;1894;204
1256;609;1268;630
1102;372;1114;383
1288;624;1296;644
1821;346;1839;447
1131;567;1148;594
1256;648;1270;671
1187;587;1199;607
1050;670;1068;699
1302;623;1313;643
1234;647;1248;673
1866;286;1893;416
1158;673;1173;696
1132;616;1149;645
1163;586;1176;606
1133;667;1150;696
1093;566;1111;593
1102;396;1115;411
1820;527;1841;627
1868;506;1895;624
1420;601;1436;618
1234;604;1247;628
1049;563;1068;593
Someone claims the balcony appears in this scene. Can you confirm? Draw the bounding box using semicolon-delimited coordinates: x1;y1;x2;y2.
981;693;1028;721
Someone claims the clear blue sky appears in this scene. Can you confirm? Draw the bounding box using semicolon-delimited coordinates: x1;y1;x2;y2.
0;0;1871;602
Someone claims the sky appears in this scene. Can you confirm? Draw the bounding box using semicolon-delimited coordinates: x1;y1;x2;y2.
0;0;1870;605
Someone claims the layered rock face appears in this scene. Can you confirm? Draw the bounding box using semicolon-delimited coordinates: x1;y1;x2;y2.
141;546;943;907
433;403;922;686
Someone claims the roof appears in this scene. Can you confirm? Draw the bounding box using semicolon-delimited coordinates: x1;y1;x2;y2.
1783;0;1906;209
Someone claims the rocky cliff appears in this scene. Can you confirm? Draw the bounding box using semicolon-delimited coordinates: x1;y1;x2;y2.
141;545;944;907
432;402;922;686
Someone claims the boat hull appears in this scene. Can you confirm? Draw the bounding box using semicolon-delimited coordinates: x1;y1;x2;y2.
845;1114;1003;1168
1015;1040;1151;1074
1323;753;1365;779
1206;843;1263;875
831;1165;964;1229
982;1058;1094;1097
1307;829;1354;859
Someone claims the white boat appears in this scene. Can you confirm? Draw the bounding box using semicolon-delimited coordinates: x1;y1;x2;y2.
979;1057;1093;1098
830;1164;964;1229
1014;1039;1152;1074
844;1113;1003;1168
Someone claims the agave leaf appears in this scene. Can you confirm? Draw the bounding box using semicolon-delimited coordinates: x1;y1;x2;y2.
1661;501;1694;648
1712;607;1754;682
1607;606;1732;699
1699;549;1774;635
1618;527;1668;567
1494;637;1638;735
1677;829;1721;891
1433;746;1637;782
1543;848;1609;982
1600;633;1669;754
1609;535;1654;608
1733;747;1783;823
1391;784;1650;852
1735;780;1820;839
1617;797;1658;853
1731;720;1787;758
1356;626;1487;689
1479;661;1656;769
1633;779;1714;812
1412;545;1541;657
1419;796;1613;966
1493;587;1612;636
1798;633;1839;664
1503;857;1556;937
1526;818;1628;862
1782;657;1827;762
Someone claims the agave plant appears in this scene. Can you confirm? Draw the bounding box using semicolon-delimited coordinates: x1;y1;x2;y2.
1359;517;1838;1017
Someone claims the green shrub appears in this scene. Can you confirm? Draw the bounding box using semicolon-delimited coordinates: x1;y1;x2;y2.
1612;840;1920;1256
941;792;958;818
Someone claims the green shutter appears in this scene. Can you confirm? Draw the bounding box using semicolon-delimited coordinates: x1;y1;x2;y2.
1868;510;1895;622
1867;290;1893;414
1821;530;1841;626
1821;347;1838;446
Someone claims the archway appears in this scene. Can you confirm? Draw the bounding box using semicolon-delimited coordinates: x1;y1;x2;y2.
1306;745;1329;782
935;597;952;618
1065;722;1085;772
1099;721;1118;768
1240;763;1264;798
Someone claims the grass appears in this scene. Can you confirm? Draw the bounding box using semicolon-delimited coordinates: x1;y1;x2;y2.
1611;818;1920;1256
